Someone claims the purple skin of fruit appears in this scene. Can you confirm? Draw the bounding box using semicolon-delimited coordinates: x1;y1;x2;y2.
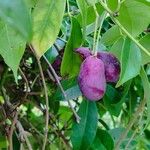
75;47;91;59
78;56;106;101
75;47;120;83
97;52;120;83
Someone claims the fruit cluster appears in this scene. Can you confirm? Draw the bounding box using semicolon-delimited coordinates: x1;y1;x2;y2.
76;47;120;101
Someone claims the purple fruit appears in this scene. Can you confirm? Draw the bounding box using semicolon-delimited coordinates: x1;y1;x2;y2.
78;56;106;101
75;47;91;59
97;51;120;83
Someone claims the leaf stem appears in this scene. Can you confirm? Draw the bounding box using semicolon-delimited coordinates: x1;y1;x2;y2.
67;0;71;18
95;11;107;51
8;111;19;150
43;55;80;123
93;5;99;56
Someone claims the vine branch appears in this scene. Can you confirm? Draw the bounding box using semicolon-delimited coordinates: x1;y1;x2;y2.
43;55;80;123
29;45;49;150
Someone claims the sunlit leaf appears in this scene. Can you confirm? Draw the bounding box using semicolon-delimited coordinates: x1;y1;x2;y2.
32;0;66;57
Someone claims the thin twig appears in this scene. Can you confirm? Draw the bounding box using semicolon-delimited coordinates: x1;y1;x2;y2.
47;69;55;82
8;111;19;150
114;98;146;150
16;121;33;150
124;127;138;150
27;99;71;149
30;75;39;89
29;45;49;150
125;110;144;150
19;67;30;98
43;55;80;123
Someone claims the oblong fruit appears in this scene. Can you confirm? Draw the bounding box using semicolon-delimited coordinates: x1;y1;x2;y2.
97;51;120;83
78;56;106;101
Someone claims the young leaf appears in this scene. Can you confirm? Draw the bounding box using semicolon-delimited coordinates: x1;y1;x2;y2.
71;100;98;150
0;0;32;41
140;67;150;126
0;21;26;82
76;0;88;41
115;37;141;87
32;0;66;57
118;0;150;37
61;17;83;78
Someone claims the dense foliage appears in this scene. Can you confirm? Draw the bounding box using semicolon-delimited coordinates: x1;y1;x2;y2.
0;0;150;150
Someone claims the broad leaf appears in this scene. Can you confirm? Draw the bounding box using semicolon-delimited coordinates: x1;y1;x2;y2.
90;129;114;150
107;0;118;11
71;100;98;150
139;34;150;65
118;0;150;37
111;37;141;87
101;25;122;46
0;0;32;41
32;0;66;57
0;22;26;82
104;81;131;116
76;0;88;41
140;67;150;126
76;3;104;26
61;17;82;77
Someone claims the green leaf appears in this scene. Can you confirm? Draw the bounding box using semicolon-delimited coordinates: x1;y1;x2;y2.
58;106;72;125
61;17;82;77
71;100;98;150
76;0;88;41
32;0;66;57
52;77;81;101
118;0;150;37
0;0;32;41
110;37;124;60
0;136;7;148
104;81;131;116
101;25;122;46
86;0;98;5
76;3;104;26
107;0;118;11
113;37;141;87
139;34;150;65
90;129;114;150
0;21;26;82
140;67;150;126
53;77;82;101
